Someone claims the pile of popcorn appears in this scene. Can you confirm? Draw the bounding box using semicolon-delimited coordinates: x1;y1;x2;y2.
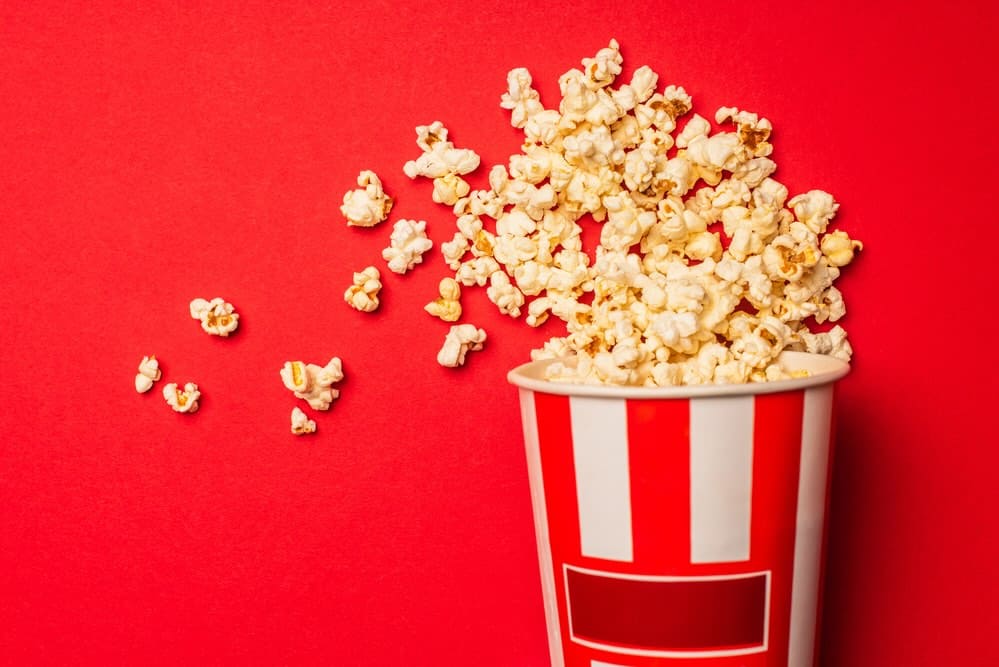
344;39;860;386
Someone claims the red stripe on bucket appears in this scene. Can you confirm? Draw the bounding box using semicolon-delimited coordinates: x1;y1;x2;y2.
626;399;690;572
566;566;768;653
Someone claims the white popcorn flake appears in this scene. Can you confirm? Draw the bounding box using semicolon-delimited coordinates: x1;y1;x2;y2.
290;407;317;436
789;189;840;234
382;219;433;274
280;358;344;411
163;382;200;413
486;270;525;318
189;297;239;337
134;355;162;393
437;324;487;368
340;170;393;227
425;277;462;322
403;121;480;180
344;266;382;312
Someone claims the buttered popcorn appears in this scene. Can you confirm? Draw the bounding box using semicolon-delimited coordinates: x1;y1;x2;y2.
344;266;383;312
408;39;861;386
163;382;200;413
341;170;393;227
190;298;239;337
280;358;344;411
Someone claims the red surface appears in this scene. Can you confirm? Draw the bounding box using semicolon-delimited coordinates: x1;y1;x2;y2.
1;1;997;664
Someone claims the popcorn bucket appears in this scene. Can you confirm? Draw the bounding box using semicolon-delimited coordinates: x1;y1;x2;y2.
508;351;849;667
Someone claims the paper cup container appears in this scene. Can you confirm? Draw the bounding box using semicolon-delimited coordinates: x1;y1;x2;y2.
508;351;849;667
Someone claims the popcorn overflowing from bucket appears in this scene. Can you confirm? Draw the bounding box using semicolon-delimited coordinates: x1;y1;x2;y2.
395;38;861;385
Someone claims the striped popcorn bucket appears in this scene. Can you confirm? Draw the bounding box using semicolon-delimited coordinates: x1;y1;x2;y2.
508;351;849;667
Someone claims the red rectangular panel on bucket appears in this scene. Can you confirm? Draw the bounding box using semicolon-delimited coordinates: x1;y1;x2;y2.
565;566;769;656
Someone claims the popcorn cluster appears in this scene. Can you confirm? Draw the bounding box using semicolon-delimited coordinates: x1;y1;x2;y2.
190;298;239;337
410;39;861;386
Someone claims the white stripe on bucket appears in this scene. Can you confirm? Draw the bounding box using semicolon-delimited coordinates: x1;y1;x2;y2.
519;389;565;667
569;396;633;562
591;661;629;667
689;396;754;563
787;385;834;666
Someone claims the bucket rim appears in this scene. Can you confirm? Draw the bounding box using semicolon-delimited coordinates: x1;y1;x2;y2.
507;350;850;399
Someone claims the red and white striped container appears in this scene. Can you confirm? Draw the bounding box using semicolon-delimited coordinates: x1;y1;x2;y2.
508;351;849;667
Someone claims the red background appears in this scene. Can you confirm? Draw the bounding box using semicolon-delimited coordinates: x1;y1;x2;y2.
2;1;997;664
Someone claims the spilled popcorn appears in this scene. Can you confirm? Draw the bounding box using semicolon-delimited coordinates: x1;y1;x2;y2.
437;324;487;368
344;266;383;312
190;298;239;337
163;382;200;413
280;358;344;411
290;407;317;435
403;39;861;386
134;355;162;393
382;219;433;274
341;170;393;227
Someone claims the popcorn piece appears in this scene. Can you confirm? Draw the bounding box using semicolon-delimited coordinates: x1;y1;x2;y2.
280;358;344;411
341;170;393;227
162;382;200;413
382;219;433;274
344;266;383;312
189;298;239;337
821;230;864;267
425;277;462;322
134;355;161;393
789;190;839;234
290;407;317;436
437;324;487;368
403;121;480;180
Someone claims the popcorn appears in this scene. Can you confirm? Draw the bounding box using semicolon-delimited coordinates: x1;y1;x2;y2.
280;358;344;411
340;170;393;227
425;277;462;322
821;230;864;267
344;266;382;312
134;355;161;393
189;298;239;337
290;407;317;435
163;382;200;413
400;41;862;385
382;219;433;274
437;324;487;368
403;121;480;180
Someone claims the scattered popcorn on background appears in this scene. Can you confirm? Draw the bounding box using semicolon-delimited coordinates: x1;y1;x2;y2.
134;355;161;393
437;324;487;367
341;170;393;227
163;381;201;413
402;38;862;386
344;266;383;312
280;358;344;410
189;298;239;337
425;277;462;322
382;219;433;274
290;407;317;435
